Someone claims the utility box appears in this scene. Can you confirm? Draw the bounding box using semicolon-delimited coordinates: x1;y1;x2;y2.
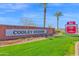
65;21;78;34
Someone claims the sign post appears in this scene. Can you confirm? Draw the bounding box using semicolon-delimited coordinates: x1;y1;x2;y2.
65;21;78;34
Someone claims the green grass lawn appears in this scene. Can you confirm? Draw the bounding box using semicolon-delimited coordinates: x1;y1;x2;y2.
0;34;79;56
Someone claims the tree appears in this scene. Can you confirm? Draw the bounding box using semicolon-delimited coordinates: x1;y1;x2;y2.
54;11;63;30
44;3;46;28
20;17;37;26
48;24;53;28
38;3;47;28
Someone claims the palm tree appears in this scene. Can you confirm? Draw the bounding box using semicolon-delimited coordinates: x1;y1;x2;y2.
44;3;46;28
54;11;62;30
36;3;47;28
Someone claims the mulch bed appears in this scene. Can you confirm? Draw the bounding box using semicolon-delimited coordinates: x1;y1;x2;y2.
0;37;46;47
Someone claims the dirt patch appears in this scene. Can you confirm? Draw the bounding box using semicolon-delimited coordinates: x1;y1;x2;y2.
0;37;46;47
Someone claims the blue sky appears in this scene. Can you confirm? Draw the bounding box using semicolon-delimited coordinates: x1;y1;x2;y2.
0;3;79;28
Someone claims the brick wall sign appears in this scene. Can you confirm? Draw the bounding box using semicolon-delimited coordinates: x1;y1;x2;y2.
5;29;47;36
65;21;78;34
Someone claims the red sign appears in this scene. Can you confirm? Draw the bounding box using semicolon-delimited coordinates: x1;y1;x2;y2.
66;21;77;34
67;21;76;25
66;25;77;34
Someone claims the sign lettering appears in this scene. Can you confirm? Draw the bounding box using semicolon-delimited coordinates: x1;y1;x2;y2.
5;29;47;36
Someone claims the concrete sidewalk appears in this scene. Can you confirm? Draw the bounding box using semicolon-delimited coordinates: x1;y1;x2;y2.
75;42;79;56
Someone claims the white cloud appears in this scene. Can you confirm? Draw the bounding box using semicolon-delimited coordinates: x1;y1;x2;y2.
22;12;43;19
0;17;20;25
63;13;79;19
8;3;28;10
0;3;28;10
0;3;29;14
48;3;64;6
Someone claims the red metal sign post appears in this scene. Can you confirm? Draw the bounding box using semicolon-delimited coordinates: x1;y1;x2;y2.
65;21;78;34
